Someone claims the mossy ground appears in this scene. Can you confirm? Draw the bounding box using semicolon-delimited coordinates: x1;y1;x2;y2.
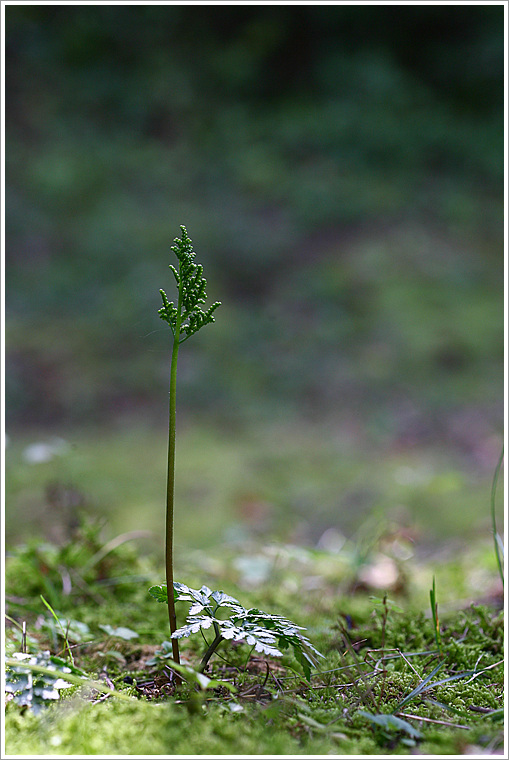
5;504;504;756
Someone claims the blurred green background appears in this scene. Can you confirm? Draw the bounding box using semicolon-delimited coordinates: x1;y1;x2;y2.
5;5;504;557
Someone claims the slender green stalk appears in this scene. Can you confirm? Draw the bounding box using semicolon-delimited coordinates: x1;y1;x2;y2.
199;629;224;673
166;284;183;663
198;602;223;672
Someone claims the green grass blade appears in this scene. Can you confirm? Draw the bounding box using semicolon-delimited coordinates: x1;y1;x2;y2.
40;595;75;666
429;576;442;657
395;660;445;711
490;446;504;586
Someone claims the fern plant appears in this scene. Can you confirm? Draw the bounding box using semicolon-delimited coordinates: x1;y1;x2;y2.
157;226;221;663
152;226;321;680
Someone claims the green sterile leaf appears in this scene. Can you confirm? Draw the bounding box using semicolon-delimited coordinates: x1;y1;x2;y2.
169;264;179;285
150;582;219;610
172;582;191;597
188;603;206;615
190;585;213;604
158;582;322;679
218;619;283;657
240;608;305;631
174;584;244;615
210;590;244;611
174;582;210;604
291;645;314;682
172;616;215;639
179;585;215;615
148;584;168;603
99;625;139;640
227;606;323;679
196;671;215;690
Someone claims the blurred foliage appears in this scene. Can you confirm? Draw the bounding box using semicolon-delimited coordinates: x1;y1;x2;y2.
5;6;503;451
4;422;502;553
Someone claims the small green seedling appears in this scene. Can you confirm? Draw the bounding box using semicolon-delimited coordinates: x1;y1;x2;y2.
149;582;323;680
157;225;221;663
152;226;321;679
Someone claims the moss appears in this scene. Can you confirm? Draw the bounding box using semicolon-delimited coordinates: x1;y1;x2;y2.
5;699;348;755
4;509;504;755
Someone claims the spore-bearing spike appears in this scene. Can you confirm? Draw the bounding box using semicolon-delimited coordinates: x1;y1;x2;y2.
159;227;221;342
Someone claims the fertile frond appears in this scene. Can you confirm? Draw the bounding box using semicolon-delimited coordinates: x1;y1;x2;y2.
158;290;179;336
158;225;221;340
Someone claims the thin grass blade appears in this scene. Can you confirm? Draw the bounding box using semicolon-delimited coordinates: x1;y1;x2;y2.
395;660;445;711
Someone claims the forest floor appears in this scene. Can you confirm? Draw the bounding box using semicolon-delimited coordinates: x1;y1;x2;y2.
4;423;504;755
